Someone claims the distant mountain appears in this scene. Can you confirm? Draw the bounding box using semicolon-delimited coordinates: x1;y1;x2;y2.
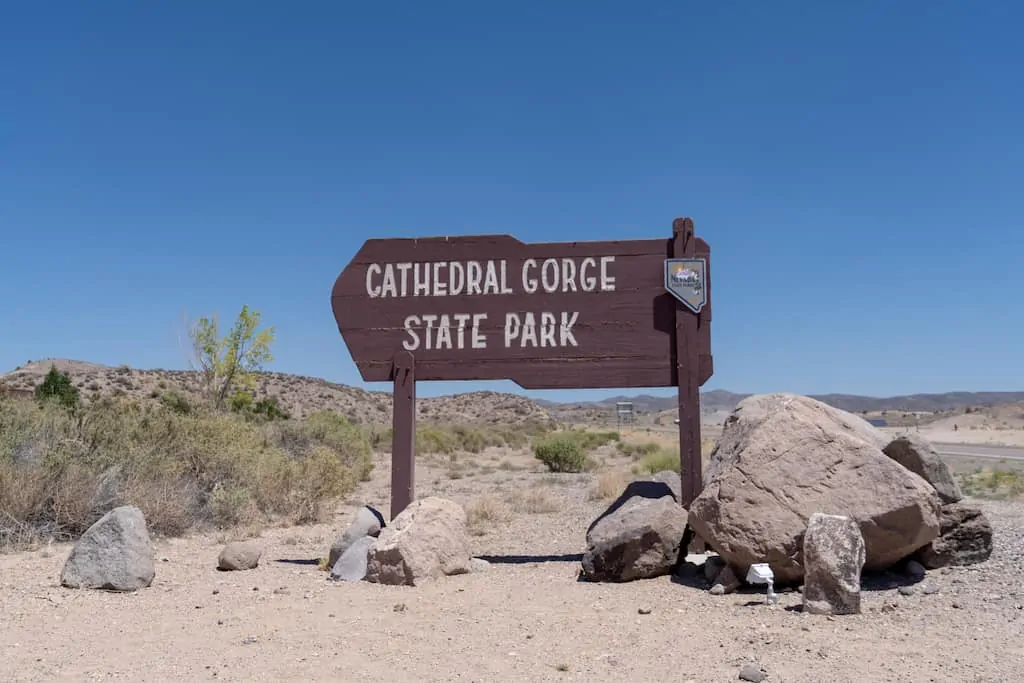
540;390;1024;415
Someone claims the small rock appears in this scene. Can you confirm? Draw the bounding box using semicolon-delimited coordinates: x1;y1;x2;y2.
710;584;726;596
704;555;727;583
470;557;491;573
242;637;258;645
739;663;767;682
923;585;941;595
638;607;652;615
905;560;926;580
802;512;866;616
713;565;742;594
898;586;916;597
328;505;386;569
329;535;374;582
217;541;262;571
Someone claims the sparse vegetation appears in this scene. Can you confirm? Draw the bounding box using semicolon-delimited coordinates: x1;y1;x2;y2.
637;448;681;474
0;393;371;550
532;429;618;473
34;365;79;410
506;485;560;514
533;435;587;472
465;493;512;535
588;471;628;500
186;305;275;410
958;467;1024;500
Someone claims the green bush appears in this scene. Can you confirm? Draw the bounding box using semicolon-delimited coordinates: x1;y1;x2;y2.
620;441;661;459
533;436;587;473
638;448;681;474
0;396;370;550
35;365;79;410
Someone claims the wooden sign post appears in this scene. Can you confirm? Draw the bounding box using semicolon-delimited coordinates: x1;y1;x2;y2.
331;217;712;518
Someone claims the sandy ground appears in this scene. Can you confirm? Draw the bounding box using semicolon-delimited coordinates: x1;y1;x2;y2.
917;427;1024;448
2;447;1023;683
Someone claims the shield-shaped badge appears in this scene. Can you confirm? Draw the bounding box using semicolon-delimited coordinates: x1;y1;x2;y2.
664;258;707;314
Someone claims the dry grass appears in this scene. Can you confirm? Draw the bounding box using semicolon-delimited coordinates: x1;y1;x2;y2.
958;467;1024;501
588;471;629;501
506;485;561;514
464;493;513;536
0;394;372;551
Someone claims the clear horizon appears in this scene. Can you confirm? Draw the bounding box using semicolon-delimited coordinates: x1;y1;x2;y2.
3;3;1022;402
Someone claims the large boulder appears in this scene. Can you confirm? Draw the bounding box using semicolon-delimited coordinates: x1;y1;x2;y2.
60;506;155;591
883;434;963;504
689;394;941;583
365;497;471;586
802;513;866;616
915;502;993;569
581;479;688;582
328;505;385;569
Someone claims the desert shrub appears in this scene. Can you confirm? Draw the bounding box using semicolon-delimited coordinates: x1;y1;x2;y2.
958;467;1024;500
272;411;373;483
35;365;79;410
533;435;587;473
0;396;369;550
159;390;193;415
638;448;681;474
589;471;628;501
619;441;661;459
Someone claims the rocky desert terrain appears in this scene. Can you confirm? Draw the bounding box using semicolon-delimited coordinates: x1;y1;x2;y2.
3;362;1024;682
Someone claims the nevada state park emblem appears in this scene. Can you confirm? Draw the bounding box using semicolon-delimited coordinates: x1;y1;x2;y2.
664;258;707;314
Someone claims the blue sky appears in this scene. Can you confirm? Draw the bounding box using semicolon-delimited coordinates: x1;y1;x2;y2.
2;2;1021;401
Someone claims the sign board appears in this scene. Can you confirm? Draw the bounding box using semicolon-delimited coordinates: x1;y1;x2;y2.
332;234;711;390
332;217;713;518
615;401;635;427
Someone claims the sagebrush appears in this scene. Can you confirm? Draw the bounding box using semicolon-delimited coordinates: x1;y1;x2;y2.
0;395;372;550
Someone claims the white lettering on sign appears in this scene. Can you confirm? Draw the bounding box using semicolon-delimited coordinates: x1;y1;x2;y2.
365;257;616;298
369;256;609;353
403;311;580;351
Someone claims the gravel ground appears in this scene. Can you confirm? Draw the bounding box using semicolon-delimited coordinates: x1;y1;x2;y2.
2;450;1023;682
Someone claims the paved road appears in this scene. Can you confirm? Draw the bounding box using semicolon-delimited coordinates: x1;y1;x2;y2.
934;443;1024;461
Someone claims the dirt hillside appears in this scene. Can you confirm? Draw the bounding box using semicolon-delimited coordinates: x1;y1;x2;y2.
0;359;552;426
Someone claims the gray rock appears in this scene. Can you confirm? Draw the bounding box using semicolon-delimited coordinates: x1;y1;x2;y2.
703;555;726;583
905;559;926;580
218;541;262;571
709;583;726;596
328;505;385;569
365;497;471;586
329;535;374;581
89;465;124;519
802;512;866;616
713;564;742;594
470;557;491;573
581;479;688;582
739;663;767;682
60;506;155;591
883;434;963;504
689;394;940;583
915;502;994;569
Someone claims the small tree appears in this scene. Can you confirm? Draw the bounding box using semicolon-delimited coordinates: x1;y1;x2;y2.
187;305;275;410
35;364;79;409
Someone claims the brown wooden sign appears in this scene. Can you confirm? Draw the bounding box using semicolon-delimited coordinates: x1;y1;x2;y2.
331;217;713;518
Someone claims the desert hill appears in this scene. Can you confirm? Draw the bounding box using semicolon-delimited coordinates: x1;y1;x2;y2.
0;359;551;426
544;389;1024;418
4;358;1023;430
